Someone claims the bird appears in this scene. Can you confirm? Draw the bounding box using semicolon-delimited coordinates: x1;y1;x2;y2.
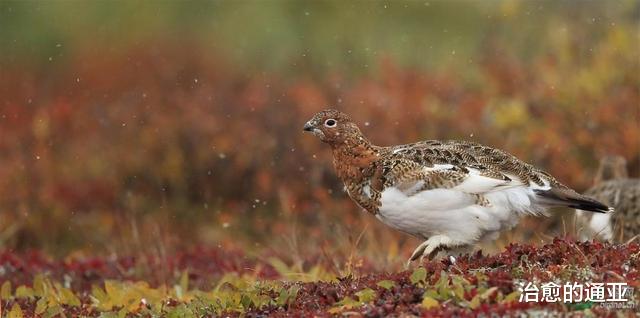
576;155;639;243
303;109;612;264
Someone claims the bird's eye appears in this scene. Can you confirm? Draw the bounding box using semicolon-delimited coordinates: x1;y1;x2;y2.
324;119;337;127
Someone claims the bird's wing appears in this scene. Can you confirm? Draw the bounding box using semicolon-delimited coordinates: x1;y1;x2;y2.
384;141;529;195
380;157;520;196
386;140;611;213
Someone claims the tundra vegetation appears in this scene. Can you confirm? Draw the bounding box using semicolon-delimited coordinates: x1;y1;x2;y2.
0;1;638;316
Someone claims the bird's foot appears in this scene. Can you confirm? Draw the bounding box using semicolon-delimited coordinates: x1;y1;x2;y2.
406;235;454;266
406;240;430;268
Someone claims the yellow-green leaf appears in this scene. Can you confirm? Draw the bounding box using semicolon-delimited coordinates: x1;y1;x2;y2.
410;267;427;284
8;303;24;318
276;287;288;306
1;281;11;300
287;285;299;304
240;294;253;309
435;272;451;300
33;274;47;297
421;296;439;309
328;296;360;314
376;280;395;290
91;285;109;308
44;305;64;318
451;280;466;300
59;286;81;306
503;290;521;303
36;297;48;314
469;295;481;309
480;287;498;300
276;285;299;306
355;288;376;303
15;286;34;299
179;270;189;293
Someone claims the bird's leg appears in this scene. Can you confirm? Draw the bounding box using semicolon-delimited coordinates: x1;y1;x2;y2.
419;245;444;263
418;235;455;262
406;240;430;268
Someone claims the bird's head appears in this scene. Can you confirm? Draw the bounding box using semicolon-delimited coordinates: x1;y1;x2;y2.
595;155;628;184
303;109;363;146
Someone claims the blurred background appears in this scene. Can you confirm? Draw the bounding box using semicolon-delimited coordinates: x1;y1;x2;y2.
0;1;638;271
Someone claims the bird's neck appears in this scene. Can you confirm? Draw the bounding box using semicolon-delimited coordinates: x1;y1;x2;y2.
330;135;383;182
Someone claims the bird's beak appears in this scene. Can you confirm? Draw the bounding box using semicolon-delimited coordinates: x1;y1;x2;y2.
303;122;314;132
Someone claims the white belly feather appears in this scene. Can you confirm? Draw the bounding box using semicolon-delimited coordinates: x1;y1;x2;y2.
376;185;545;244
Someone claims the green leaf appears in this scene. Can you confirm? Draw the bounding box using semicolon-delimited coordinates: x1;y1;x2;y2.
480;287;498;300
568;301;593;310
240;294;253;309
287;285;299;304
59;285;81;306
469;295;481;309
435;271;451;300
328;296;361;314
35;297;48;315
276;287;289;306
43;305;65;318
0;281;11;300
421;296;439;309
410;267;427;284
179;270;189;294
97;312;119;318
423;289;439;299
276;285;299;306
117;307;128;318
15;286;34;299
91;285;109;309
502;290;520;303
33;274;47;297
8;303;24;318
355;288;376;303
451;280;466;300
376;280;395;290
468;286;497;309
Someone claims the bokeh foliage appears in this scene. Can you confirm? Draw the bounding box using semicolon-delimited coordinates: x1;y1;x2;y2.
0;1;638;262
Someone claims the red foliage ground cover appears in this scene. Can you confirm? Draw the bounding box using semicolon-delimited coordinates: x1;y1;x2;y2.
1;238;637;316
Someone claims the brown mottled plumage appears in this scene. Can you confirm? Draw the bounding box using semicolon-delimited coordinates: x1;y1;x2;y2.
304;109;611;263
577;156;640;242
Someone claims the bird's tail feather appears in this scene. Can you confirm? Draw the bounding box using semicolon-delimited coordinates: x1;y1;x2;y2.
534;188;612;213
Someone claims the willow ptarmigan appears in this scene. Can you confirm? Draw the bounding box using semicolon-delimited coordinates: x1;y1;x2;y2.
576;156;639;243
303;109;612;263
